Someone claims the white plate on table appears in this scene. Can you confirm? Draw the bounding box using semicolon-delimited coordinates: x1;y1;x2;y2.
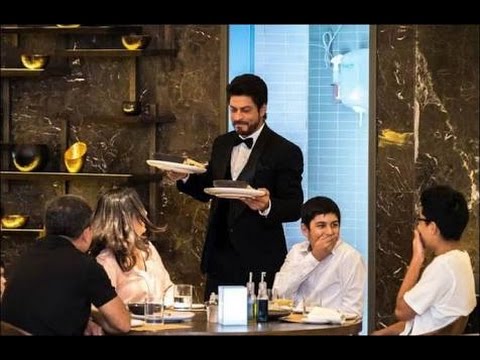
204;187;266;199
174;303;206;311
132;311;195;323
146;160;206;174
131;319;144;327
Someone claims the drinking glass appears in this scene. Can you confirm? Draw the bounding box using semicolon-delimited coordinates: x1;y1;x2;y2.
144;295;163;323
173;284;193;309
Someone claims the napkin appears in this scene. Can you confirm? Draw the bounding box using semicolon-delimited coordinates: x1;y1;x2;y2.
306;307;346;324
130;323;192;332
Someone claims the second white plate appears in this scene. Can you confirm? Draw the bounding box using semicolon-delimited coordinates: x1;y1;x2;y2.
204;187;266;199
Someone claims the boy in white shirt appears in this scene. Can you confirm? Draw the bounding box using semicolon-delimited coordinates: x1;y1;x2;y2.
273;196;366;317
373;185;476;335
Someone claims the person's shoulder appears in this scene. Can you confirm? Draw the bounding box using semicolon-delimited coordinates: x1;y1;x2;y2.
338;240;363;259
95;248;115;263
212;131;236;148
290;240;309;252
266;126;302;151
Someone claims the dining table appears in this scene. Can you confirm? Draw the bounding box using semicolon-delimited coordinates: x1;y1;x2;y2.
127;310;362;336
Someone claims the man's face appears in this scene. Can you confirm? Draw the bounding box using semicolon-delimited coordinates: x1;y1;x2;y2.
229;95;266;136
303;213;340;249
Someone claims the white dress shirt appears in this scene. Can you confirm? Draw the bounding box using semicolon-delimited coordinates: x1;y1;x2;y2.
273;239;366;316
230;123;264;180
230;124;271;216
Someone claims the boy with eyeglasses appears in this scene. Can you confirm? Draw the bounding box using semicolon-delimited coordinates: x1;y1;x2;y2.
373;185;476;335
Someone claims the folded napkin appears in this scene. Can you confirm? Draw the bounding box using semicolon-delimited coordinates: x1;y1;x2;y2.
130;323;192;332
306;307;346;324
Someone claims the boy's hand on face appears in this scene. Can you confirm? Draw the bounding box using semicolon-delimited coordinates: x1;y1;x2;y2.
311;233;337;261
411;229;425;264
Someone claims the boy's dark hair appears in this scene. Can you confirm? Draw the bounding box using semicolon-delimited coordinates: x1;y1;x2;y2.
421;185;469;241
301;196;341;227
44;195;92;239
227;74;268;118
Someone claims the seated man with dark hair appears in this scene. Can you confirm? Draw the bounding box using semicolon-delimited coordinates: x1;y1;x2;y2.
373;185;476;335
1;195;131;336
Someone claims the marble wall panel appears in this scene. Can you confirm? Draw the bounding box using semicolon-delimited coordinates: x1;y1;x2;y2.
375;24;479;330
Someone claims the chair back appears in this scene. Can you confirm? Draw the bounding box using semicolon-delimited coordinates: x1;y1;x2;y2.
0;321;32;336
424;316;469;335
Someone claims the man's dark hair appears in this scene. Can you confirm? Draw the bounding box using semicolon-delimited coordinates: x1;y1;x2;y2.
301;196;341;228
44;195;92;239
421;185;469;241
227;74;268;117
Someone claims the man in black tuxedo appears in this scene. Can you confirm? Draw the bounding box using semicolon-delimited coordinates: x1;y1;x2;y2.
169;74;304;299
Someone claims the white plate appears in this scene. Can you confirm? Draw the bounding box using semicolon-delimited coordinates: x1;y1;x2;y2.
146;160;206;174
174;303;205;311
132;311;195;323
131;319;144;327
174;304;205;312
204;187;266;199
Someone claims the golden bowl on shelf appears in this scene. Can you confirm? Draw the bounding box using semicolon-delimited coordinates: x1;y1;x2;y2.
64;141;87;173
1;215;29;229
20;54;50;70
12;144;49;172
122;100;141;115
121;35;151;50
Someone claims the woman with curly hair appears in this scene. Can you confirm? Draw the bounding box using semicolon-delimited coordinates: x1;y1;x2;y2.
90;187;174;306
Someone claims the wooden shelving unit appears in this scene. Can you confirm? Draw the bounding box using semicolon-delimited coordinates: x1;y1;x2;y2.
1;25;175;239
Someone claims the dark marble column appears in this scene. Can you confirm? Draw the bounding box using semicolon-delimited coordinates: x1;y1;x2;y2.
375;25;479;329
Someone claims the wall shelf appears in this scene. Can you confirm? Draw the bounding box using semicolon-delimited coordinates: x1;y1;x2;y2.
0;25;143;34
0;171;133;180
0;68;44;77
55;49;178;57
0;228;43;234
0;171;164;183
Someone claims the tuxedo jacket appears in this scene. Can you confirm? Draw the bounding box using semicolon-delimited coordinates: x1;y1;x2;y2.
178;125;304;280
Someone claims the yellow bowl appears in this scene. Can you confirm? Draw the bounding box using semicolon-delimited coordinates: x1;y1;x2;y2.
1;215;28;229
12;144;49;172
64;142;87;173
20;54;49;70
121;35;151;50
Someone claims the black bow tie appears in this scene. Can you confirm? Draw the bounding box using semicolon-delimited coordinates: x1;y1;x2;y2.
233;136;254;149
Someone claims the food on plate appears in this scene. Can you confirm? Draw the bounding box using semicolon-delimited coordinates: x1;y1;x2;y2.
183;157;206;170
213;180;249;188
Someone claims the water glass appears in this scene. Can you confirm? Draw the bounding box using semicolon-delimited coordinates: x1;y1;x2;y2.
173;284;193;309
